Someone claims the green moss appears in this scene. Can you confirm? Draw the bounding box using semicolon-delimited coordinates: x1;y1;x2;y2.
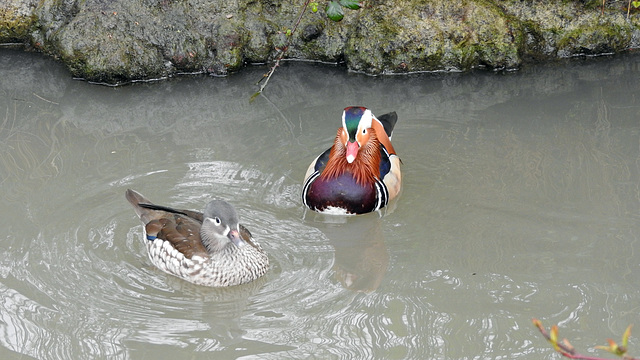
0;8;35;43
12;0;640;82
557;23;632;54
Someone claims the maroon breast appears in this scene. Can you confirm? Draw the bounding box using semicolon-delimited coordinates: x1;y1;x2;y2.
304;172;378;214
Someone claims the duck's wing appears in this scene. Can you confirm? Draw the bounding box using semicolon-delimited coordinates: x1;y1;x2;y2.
313;148;332;173
373;112;398;156
376;112;398;138
239;224;263;251
126;189;208;258
303;147;331;181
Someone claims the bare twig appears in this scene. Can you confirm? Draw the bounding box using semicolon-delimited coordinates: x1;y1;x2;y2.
32;93;60;105
254;0;312;97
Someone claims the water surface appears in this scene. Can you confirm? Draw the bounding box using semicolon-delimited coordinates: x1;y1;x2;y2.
2;48;640;359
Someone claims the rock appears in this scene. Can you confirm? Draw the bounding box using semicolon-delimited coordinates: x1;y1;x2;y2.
1;0;39;43
1;0;639;84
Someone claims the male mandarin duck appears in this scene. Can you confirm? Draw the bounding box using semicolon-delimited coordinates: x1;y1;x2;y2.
125;189;269;287
302;106;402;215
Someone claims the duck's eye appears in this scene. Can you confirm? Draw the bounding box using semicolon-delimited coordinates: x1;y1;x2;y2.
214;217;222;225
362;128;367;135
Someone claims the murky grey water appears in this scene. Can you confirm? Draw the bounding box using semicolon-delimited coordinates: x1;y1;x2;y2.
1;47;640;359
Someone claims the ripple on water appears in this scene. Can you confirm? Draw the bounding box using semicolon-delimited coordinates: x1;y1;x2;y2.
0;156;311;359
175;160;301;210
1;149;601;359
6;50;640;359
118;160;414;358
122;161;357;357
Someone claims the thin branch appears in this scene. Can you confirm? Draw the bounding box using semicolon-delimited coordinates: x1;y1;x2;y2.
255;0;312;95
32;93;60;105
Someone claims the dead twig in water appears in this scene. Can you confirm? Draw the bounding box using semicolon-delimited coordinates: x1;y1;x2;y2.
32;93;59;105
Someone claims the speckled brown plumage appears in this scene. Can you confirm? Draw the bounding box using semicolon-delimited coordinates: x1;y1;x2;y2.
126;189;269;287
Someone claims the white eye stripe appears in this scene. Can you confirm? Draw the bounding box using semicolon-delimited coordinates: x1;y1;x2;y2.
361;109;373;128
207;217;222;226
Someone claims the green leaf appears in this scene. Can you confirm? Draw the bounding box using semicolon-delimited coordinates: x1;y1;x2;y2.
622;324;632;349
340;0;361;10
326;1;344;21
633;0;640;8
596;339;620;355
549;326;560;351
311;2;318;12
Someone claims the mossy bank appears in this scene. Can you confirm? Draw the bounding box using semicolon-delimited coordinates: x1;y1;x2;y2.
2;0;639;84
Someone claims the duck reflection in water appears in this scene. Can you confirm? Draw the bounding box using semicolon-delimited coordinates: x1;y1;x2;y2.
315;215;389;293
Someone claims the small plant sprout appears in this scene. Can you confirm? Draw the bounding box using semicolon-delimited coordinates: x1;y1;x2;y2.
533;319;637;360
629;0;640;18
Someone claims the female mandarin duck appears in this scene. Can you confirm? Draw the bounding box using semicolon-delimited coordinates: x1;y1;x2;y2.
302;106;402;215
125;189;269;287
